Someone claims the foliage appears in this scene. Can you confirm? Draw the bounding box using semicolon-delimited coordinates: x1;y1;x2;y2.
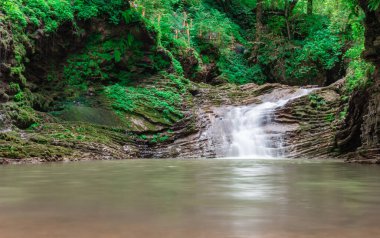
369;0;380;10
104;81;184;124
1;0;377;128
0;0;378;160
218;50;265;84
345;58;375;92
63;34;143;89
0;0;132;89
344;14;375;92
139;132;171;144
309;94;326;109
296;29;343;70
339;106;348;120
255;12;345;83
133;0;253;83
325;113;335;123
13;92;24;102
3;0;372;90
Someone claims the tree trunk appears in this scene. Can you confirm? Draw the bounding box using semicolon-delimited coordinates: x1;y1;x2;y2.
307;0;313;15
285;0;299;40
251;0;264;62
256;0;264;40
216;0;232;11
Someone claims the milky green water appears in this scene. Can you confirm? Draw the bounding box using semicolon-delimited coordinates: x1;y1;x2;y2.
0;159;379;238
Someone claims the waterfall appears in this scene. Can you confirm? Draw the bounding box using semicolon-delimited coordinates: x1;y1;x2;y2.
224;102;283;158
207;88;315;159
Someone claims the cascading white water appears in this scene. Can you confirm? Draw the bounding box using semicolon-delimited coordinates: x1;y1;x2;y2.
225;102;282;158
208;88;315;159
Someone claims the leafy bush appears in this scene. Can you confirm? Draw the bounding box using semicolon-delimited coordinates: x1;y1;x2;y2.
218;50;265;84
296;29;343;70
325;113;335;123
309;94;326;109
344;20;375;92
0;0;133;89
104;84;184;123
64;34;143;87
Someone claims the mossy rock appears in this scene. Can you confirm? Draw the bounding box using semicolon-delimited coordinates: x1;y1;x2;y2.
57;106;124;128
124;113;165;132
1;103;39;129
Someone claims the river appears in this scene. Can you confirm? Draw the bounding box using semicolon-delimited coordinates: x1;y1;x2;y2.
0;159;379;238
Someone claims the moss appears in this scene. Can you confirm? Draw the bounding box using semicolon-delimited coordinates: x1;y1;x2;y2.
57;106;124;127
325;113;335;123
0;131;22;142
309;94;327;109
63;34;144;88
2;103;40;129
0;131;72;159
0;143;72;159
138;130;174;144
104;73;189;127
0;120;138;160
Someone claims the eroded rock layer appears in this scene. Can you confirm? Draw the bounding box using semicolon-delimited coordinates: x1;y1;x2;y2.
141;84;344;160
339;1;380;163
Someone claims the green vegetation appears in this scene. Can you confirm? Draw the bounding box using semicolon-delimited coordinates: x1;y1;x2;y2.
325;113;335;123
64;34;143;89
344;18;375;92
0;0;378;160
1;0;375;88
104;82;184;125
139;131;172;144
309;94;326;109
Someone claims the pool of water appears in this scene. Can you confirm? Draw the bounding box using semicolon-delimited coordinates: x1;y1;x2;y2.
0;159;379;238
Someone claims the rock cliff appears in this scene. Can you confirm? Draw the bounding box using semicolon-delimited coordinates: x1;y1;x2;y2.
337;1;380;163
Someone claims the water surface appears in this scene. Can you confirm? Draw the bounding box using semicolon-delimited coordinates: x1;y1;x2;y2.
0;159;379;238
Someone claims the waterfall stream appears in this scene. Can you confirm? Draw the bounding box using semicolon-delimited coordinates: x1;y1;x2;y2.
207;88;315;159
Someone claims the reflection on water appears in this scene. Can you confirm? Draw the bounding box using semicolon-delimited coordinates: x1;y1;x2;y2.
0;159;380;238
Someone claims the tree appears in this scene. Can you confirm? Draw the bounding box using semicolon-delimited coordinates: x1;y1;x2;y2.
251;0;264;62
307;0;313;15
216;0;232;11
368;0;380;10
285;0;299;39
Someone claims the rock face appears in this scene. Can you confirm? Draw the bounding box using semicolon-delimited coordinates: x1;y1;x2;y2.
139;83;270;158
0;79;362;163
276;88;342;159
141;84;343;159
337;1;380;163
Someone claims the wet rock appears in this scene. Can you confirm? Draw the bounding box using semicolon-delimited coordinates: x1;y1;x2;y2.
336;89;368;153
276;88;342;159
193;63;220;84
0;158;11;165
177;49;200;78
189;86;200;96
142;83;328;159
0;91;9;103
239;83;258;91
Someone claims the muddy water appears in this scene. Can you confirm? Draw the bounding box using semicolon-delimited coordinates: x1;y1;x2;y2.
0;159;379;238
